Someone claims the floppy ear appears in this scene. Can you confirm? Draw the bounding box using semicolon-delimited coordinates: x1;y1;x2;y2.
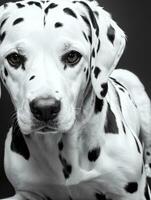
91;7;126;99
74;0;126;99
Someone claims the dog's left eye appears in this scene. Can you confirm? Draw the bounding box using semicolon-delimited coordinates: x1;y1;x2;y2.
62;51;82;66
6;53;26;68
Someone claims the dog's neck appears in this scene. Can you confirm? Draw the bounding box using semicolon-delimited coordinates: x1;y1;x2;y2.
23;90;107;181
9;91;108;198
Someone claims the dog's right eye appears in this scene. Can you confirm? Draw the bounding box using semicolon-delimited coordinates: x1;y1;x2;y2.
6;53;26;68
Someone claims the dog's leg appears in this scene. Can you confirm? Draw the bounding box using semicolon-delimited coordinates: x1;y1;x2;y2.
111;69;151;176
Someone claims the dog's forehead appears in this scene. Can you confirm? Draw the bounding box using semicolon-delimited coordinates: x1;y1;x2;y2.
0;0;91;47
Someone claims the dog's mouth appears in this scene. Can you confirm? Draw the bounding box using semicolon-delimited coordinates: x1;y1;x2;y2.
37;125;59;134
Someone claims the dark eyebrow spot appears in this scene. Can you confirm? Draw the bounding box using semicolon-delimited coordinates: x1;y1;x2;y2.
27;1;42;8
13;18;24;26
0;32;6;43
45;3;58;14
63;8;77;18
0;18;8;29
16;3;25;8
55;22;63;28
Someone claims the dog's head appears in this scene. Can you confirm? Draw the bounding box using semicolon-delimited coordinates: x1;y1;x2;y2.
0;0;126;135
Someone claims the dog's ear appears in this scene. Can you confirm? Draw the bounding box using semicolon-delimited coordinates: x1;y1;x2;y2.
75;0;126;99
91;7;126;99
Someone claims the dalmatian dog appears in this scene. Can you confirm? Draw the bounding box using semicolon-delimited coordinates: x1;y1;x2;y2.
0;0;151;199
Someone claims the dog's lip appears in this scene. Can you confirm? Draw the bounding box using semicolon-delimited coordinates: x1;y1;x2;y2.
40;127;52;132
36;125;58;133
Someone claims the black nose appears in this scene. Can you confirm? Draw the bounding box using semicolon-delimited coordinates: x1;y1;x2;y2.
30;97;61;122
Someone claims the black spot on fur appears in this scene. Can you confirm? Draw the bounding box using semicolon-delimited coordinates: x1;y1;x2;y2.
81;15;92;44
110;77;126;90
94;66;101;79
13;18;24;26
58;140;64;151
107;25;115;44
44;195;53;200
63;8;77;18
146;152;151;156
88;146;100;162
88;35;92;44
116;90;122;111
45;3;58;14
27;1;42;8
95;192;111;200
141;164;143;174
119;87;125;92
81;15;90;27
11;119;30;160
145;180;150;199
4;68;8;77
94;11;99;17
55;22;63;28
64;64;67;70
104;103;118;134
3;3;8;8
94;96;104;114
97;39;100;53
0;31;6;43
0;18;8;29
100;83;108;97
122;122;126;134
86;69;89;80
134;136;141;154
79;1;99;37
29;75;35;81
125;182;138;193
16;3;25;8
92;48;95;58
83;32;88;41
59;154;72;179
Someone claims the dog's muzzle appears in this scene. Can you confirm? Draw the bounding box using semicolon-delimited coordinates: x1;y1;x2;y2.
29;97;61;122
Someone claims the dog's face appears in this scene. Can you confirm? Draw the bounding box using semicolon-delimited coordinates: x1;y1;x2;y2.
0;0;126;135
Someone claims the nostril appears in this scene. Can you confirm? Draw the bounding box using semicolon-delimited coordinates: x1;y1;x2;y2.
29;97;61;122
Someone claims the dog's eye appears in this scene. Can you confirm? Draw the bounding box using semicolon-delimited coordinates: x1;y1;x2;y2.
6;53;25;68
62;51;82;66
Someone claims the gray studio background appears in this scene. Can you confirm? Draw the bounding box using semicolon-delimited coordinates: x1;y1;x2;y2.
0;0;151;198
